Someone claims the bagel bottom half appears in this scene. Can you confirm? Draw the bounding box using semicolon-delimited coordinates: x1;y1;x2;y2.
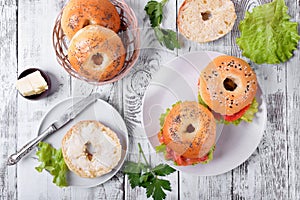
157;101;216;166
62;120;122;178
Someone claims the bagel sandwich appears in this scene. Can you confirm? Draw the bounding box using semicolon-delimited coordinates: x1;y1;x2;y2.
198;55;259;125
156;101;216;166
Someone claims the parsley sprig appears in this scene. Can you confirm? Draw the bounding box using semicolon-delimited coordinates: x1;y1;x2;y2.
144;0;180;50
124;143;176;200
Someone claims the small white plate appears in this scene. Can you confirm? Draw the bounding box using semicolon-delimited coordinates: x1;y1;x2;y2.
37;96;128;187
142;51;267;176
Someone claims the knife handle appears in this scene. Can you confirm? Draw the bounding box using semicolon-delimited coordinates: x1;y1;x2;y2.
7;125;57;166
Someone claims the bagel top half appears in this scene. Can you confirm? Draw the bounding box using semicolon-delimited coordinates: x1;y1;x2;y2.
162;101;216;159
67;25;126;82
61;0;120;40
198;55;257;116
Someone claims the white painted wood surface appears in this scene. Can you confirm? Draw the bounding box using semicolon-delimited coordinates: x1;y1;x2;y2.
0;0;299;199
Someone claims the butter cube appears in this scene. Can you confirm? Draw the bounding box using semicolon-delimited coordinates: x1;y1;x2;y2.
16;70;48;96
16;77;35;96
26;71;48;94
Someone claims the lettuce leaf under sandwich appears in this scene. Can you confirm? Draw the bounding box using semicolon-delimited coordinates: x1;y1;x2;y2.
198;91;259;125
219;98;259;126
155;144;215;166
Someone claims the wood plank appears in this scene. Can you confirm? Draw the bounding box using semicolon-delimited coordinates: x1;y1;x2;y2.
16;0;125;198
123;1;179;199
123;49;179;200
0;1;18;199
286;0;300;199
177;0;233;198
16;0;72;199
231;0;289;199
70;81;125;199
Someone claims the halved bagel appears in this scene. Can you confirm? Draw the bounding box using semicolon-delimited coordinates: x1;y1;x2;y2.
61;0;120;40
178;0;236;43
62;120;122;178
67;25;126;81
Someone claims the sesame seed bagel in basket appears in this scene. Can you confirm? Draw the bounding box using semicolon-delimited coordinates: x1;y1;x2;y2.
178;0;237;43
53;0;140;85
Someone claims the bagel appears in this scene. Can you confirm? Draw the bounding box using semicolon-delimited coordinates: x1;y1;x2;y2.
67;25;126;81
161;101;216;162
198;55;257;116
61;0;120;40
178;0;236;43
62;120;122;178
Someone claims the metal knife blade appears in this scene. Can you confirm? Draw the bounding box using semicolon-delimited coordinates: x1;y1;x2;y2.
53;92;101;129
7;93;101;165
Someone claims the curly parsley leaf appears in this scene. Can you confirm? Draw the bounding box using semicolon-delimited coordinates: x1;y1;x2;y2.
124;143;176;200
144;1;164;27
154;27;180;50
152;164;176;176
144;0;180;50
146;178;171;200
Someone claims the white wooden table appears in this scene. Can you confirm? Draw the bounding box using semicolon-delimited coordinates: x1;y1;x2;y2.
1;0;300;199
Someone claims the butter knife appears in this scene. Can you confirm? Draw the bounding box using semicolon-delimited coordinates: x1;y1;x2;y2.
7;93;101;166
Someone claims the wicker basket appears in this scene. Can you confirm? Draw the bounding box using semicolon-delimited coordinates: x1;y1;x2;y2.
52;0;140;85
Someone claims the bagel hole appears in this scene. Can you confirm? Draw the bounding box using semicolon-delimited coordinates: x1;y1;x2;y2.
201;11;212;21
92;53;104;66
84;142;94;161
223;78;237;91
82;20;90;28
186;124;195;133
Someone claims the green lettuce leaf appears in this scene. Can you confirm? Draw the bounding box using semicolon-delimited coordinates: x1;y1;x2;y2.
156;143;215;165
35;142;68;187
200;146;215;164
198;93;208;108
159;101;182;127
219;98;259;126
237;0;300;64
155;143;166;154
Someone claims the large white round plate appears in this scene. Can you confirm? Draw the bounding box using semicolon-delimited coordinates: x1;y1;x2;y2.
37;96;128;187
142;51;267;176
